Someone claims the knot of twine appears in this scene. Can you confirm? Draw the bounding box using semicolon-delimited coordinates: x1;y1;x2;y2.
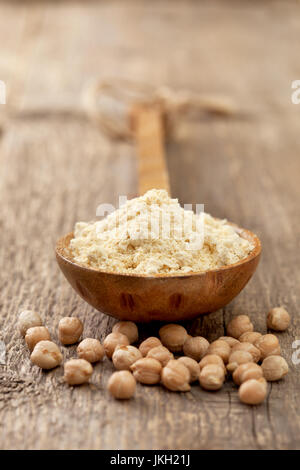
83;78;237;140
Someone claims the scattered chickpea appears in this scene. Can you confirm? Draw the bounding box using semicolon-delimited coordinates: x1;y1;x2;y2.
77;338;105;363
231;342;261;363
254;334;281;359
206;340;231;364
25;326;51;351
112;345;142;370
146;345;173;367
199;354;226;373
199;364;225;391
227;351;254;373
218;336;240;348
233;363;263;385
112;321;139;344
30;340;62;369
183;336;209;361
227;315;254;339
64;359;93;385
58;317;83;345
261;355;289;381
103;332;129;359
108;371;136;399
130;358;162;384
238;378;267;405
178;357;200;383
161;360;191;392
239;331;262;344
139;337;162;357
18;310;42;336
267;307;290;332
159;324;188;352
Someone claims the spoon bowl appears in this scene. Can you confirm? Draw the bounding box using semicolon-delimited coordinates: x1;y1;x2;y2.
55;226;261;323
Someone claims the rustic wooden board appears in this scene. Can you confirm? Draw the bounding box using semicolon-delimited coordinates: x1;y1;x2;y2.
0;0;300;450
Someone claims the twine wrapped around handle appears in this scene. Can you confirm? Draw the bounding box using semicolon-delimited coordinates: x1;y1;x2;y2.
82;78;237;195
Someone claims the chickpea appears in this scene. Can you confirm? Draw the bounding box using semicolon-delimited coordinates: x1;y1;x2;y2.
77;338;105;363
199;354;226;373
139;337;162;357
161;360;191;392
183;336;209;361
108;371;136;399
112;345;142;370
178;356;200;383
261;355;289;381
64;359;93;385
218;336;240;348
231;342;261;363
146;345;173;367
130;358;162;384
206;340;231;364
103;332;129;359
238;378;267;405
239;332;262;344
227;351;253;373
227;315;253;339
233;363;263;385
25;326;51;351
18;310;42;336
254;334;281;359
30;340;62;369
159;324;188;352
112;321;139;344
199;364;225;391
267;307;290;332
58;317;83;345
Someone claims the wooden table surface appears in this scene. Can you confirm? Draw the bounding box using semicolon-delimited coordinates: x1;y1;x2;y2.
1;0;300;450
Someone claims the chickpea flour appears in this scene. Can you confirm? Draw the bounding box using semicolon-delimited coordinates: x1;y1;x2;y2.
70;189;254;275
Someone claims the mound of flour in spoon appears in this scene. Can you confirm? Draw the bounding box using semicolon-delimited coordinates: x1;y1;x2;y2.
70;189;254;275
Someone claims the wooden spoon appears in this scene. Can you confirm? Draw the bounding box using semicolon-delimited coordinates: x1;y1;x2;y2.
55;104;261;322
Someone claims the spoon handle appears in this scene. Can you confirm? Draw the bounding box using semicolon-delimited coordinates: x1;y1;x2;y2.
132;105;170;196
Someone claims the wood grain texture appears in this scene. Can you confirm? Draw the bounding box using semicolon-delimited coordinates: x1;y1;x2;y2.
0;0;300;450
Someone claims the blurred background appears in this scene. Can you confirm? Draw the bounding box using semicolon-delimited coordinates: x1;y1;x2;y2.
1;0;299;263
1;0;300;450
1;1;299;219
